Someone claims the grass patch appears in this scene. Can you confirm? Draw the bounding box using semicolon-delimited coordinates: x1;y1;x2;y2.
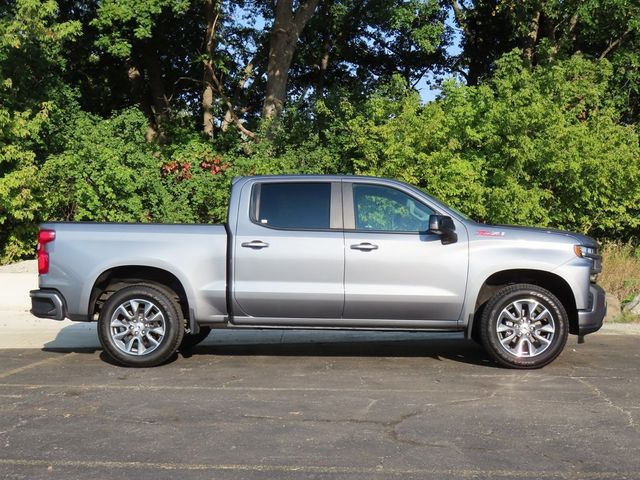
599;242;640;322
614;311;640;323
599;242;640;301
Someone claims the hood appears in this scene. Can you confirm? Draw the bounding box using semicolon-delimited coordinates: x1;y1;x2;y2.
472;223;599;248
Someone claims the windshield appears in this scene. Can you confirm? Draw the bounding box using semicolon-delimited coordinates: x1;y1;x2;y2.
404;183;475;222
445;203;473;222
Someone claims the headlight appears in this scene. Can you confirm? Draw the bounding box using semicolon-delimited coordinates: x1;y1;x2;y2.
574;245;597;258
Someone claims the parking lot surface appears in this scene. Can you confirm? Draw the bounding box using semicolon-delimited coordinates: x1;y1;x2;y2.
1;329;639;480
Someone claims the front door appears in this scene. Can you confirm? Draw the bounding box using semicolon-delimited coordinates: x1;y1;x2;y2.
232;180;344;320
343;182;468;321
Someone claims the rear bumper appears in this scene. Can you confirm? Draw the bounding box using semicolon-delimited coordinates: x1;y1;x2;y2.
30;289;66;320
577;284;606;336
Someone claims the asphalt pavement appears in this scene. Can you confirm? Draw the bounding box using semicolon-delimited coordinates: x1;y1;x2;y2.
2;261;639;478
1;329;639;480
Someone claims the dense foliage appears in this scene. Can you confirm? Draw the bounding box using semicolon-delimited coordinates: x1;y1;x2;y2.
1;0;639;262
342;54;640;238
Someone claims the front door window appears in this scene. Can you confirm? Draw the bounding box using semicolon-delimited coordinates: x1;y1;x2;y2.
353;184;434;232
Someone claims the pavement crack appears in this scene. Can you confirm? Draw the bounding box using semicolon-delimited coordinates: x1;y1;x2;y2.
573;377;637;430
303;417;387;426
241;414;281;421
219;377;245;389
361;398;378;415
385;410;430;448
301;409;433;448
387;412;465;450
440;391;497;406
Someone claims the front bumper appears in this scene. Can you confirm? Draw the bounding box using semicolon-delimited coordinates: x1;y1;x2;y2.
577;284;606;335
30;289;66;320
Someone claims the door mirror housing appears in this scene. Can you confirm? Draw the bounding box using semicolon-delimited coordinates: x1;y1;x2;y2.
428;215;458;245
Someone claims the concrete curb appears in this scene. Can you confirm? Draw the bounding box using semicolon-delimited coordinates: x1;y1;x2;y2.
597;323;640;335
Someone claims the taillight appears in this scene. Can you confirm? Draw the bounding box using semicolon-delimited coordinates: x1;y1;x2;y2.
37;229;56;275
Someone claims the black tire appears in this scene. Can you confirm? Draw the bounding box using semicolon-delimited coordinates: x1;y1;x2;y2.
480;283;569;369
180;326;212;351
98;284;185;367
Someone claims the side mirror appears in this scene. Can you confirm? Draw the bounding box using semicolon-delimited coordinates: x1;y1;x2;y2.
428;215;458;245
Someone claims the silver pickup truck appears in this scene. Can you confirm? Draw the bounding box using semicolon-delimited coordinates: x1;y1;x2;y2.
30;175;605;368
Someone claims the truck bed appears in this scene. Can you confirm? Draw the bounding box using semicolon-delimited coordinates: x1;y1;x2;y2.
38;222;228;323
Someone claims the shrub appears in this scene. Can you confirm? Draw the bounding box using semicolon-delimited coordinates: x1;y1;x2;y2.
40;109;179;223
0;105;48;262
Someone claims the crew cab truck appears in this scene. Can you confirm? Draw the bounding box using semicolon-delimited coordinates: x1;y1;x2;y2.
30;175;606;368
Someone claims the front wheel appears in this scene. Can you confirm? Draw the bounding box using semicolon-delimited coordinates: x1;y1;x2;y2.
98;284;184;367
480;284;569;369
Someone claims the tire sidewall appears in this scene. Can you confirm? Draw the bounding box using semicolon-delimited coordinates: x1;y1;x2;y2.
481;285;569;369
98;285;184;367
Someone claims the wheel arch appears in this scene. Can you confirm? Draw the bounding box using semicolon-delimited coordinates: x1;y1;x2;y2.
89;266;191;325
469;269;578;339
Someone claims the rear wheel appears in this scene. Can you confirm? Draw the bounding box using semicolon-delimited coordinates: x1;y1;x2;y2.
98;284;184;367
480;284;568;369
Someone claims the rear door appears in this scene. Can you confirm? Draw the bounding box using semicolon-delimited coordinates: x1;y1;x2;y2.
232;180;344;320
343;181;468;321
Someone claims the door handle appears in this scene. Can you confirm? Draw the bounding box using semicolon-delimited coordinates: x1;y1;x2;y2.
241;240;269;249
350;242;378;251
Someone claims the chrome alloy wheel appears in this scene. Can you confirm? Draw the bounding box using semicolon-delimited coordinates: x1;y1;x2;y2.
109;298;166;356
495;299;556;358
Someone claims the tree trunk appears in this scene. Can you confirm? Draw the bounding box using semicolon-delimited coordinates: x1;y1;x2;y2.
221;108;232;132
599;28;632;60
317;30;331;98
141;42;170;142
203;83;215;137
127;62;157;142
449;0;468;35
203;0;218;137
523;8;542;64
262;0;320;120
553;11;579;56
262;27;296;119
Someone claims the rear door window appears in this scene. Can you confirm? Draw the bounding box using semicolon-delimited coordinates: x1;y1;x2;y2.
254;182;331;229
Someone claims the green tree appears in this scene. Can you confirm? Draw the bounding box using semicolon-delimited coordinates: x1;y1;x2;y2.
448;0;640;123
91;0;196;141
0;0;80;261
336;52;640;238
